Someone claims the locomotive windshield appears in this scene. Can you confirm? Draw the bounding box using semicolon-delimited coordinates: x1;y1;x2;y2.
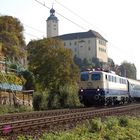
80;73;89;81
91;73;101;80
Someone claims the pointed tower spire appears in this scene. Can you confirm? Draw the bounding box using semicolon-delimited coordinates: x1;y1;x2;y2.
46;6;59;38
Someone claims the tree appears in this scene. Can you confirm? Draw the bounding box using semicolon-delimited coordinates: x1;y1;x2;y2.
27;38;79;91
73;55;82;69
108;58;115;71
92;57;102;68
0;15;26;65
20;70;36;90
120;61;137;79
27;38;80;108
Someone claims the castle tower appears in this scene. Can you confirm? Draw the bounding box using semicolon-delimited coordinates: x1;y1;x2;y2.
46;8;59;38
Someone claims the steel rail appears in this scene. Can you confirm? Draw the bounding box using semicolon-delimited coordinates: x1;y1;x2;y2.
0;107;99;123
0;103;137;123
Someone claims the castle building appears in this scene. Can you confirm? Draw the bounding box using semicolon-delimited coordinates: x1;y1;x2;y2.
46;8;59;38
58;30;108;63
46;8;108;63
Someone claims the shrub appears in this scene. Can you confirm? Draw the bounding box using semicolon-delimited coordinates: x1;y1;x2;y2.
0;105;32;115
104;117;119;130
46;83;81;109
88;118;102;133
33;91;48;110
119;116;129;127
58;83;81;108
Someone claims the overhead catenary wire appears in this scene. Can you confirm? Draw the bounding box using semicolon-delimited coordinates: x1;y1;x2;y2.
0;1;135;63
34;0;87;31
0;0;137;72
23;23;44;34
54;0;95;29
24;32;41;39
35;0;134;64
23;23;45;40
53;0;135;64
0;12;44;40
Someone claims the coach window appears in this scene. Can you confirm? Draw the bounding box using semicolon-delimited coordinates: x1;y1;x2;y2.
111;76;115;82
123;79;126;84
108;75;111;81
120;78;123;84
111;76;114;82
91;73;101;80
119;78;121;83
105;74;108;80
114;77;116;82
81;73;89;81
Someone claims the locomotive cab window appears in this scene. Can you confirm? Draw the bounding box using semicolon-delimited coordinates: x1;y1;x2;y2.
91;73;101;80
81;73;89;81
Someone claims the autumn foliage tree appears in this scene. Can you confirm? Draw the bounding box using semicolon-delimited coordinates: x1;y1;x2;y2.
0;15;26;64
27;38;80;108
27;38;79;89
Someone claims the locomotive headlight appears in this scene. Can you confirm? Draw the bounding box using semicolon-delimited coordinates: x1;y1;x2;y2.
80;89;84;92
97;88;100;91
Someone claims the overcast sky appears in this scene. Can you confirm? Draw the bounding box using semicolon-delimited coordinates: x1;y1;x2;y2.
1;0;140;79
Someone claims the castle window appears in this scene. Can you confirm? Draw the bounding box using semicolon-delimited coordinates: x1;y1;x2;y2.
99;39;106;46
99;47;106;53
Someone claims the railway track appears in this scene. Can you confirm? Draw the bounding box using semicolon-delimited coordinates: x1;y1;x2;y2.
0;107;99;123
0;104;140;139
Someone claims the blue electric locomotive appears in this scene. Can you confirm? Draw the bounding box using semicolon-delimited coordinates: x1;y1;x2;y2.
78;70;136;106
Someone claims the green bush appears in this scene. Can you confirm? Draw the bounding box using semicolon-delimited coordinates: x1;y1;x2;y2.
33;91;49;110
17;135;33;140
88;118;102;133
0;105;32;115
58;83;81;108
119;116;129;127
104;117;119;130
43;83;81;109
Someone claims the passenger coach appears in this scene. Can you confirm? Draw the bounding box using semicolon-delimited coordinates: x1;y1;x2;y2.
128;78;140;101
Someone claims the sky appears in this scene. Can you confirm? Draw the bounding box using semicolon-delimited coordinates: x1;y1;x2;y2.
0;0;140;79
